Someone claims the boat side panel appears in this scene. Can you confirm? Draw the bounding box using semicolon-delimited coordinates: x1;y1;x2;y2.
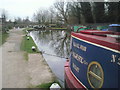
70;36;120;88
64;61;86;89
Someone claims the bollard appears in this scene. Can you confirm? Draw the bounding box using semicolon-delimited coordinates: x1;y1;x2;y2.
32;46;36;51
50;83;61;90
27;37;29;40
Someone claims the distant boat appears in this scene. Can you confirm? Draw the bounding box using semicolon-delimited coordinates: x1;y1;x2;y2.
102;24;120;31
73;25;91;32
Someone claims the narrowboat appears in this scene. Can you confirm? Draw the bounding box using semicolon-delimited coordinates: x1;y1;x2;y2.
73;26;91;32
64;24;120;89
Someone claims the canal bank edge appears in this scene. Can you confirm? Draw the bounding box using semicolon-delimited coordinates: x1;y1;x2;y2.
21;28;60;88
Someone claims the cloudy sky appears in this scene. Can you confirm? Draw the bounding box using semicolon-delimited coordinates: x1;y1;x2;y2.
0;0;55;20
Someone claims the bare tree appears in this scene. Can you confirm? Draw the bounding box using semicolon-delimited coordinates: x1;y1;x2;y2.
1;9;8;22
0;9;9;32
68;2;82;24
54;0;70;24
49;6;56;24
33;9;51;24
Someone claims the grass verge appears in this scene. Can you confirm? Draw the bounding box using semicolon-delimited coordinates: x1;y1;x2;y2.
50;28;67;30
21;34;39;61
34;80;61;89
0;32;9;46
24;52;28;61
22;28;34;33
36;82;53;89
21;36;38;53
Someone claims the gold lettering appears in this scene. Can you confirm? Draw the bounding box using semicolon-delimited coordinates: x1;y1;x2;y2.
73;63;79;72
80;45;87;51
72;52;88;65
117;57;120;65
78;55;84;64
73;42;79;49
73;42;87;52
72;52;84;64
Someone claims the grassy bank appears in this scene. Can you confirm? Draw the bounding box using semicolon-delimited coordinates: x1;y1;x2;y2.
0;32;9;46
33;80;61;89
21;29;61;88
21;36;38;53
36;82;53;89
23;28;34;33
50;28;67;30
21;35;39;61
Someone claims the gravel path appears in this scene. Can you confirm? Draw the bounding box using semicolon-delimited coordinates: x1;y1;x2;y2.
2;29;30;88
0;46;2;89
2;29;54;88
28;54;54;86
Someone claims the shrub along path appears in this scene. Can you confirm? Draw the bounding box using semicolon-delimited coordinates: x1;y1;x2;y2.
2;28;54;88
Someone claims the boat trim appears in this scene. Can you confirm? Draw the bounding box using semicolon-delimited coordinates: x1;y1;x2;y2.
72;35;120;54
70;67;88;89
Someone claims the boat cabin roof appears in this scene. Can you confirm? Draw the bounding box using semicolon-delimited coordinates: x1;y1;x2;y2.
72;30;120;52
109;24;120;27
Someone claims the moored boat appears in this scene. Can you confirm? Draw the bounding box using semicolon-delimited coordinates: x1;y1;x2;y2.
64;24;120;89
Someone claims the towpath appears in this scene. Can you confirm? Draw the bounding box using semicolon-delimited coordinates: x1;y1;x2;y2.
2;28;54;88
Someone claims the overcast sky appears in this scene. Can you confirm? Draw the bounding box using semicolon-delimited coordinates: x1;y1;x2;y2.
0;0;55;21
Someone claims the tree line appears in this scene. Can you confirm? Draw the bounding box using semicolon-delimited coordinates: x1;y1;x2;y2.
33;1;120;25
0;9;34;32
1;0;120;32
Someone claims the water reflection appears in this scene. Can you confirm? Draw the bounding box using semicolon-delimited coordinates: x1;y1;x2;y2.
32;30;71;58
30;30;71;87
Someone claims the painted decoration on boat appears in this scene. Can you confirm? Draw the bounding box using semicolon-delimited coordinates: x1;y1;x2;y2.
70;35;120;88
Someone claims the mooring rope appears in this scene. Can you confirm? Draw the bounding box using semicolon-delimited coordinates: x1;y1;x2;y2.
38;50;68;84
56;76;64;83
39;50;68;59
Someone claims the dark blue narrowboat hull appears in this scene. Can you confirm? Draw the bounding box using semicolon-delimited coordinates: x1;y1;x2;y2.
65;30;120;89
70;35;119;88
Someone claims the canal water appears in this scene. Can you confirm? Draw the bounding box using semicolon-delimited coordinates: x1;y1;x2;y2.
30;30;71;87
